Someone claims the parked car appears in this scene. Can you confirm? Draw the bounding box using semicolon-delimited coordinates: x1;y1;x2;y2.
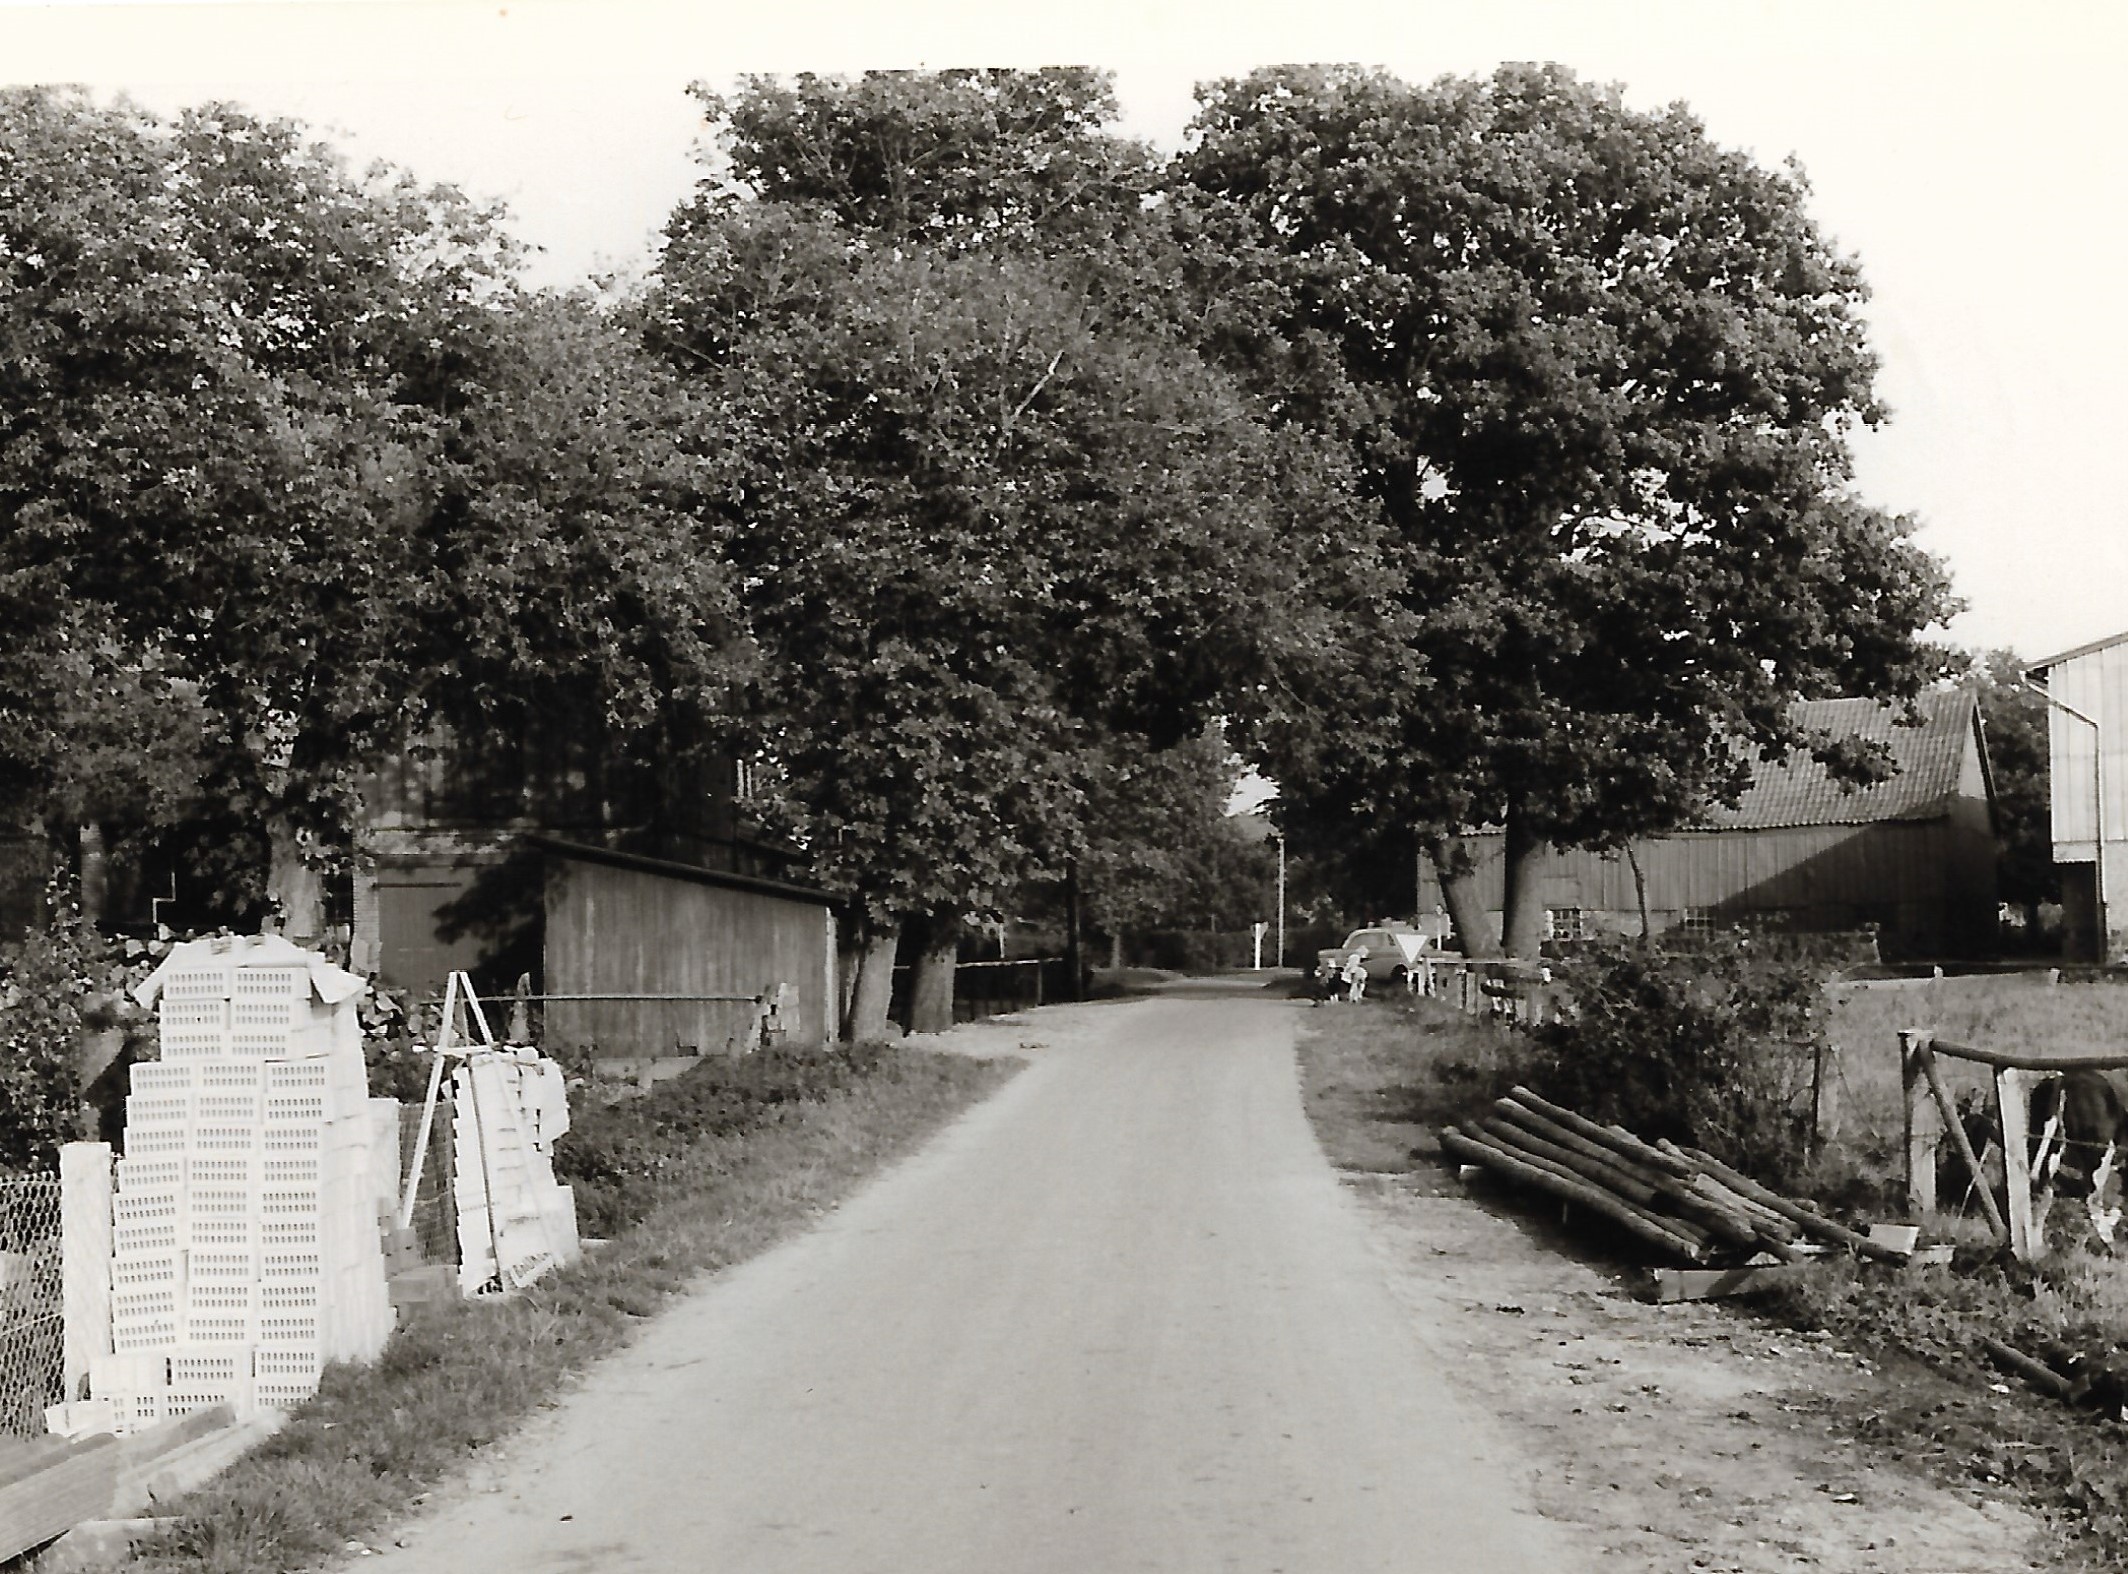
1314;924;1430;992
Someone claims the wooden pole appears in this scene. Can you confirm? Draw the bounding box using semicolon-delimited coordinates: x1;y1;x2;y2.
1902;1029;1941;1218
1916;1037;2008;1240
59;1143;112;1404
1680;1146;1910;1262
1996;1066;2043;1262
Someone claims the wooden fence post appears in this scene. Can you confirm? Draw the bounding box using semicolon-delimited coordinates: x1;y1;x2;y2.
1997;1066;2042;1263
59;1142;113;1405
1901;1029;1939;1218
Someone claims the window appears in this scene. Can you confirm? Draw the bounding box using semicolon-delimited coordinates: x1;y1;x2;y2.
1681;908;1717;940
1546;907;1588;942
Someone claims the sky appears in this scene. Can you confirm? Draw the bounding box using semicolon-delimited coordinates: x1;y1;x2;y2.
3;0;2124;663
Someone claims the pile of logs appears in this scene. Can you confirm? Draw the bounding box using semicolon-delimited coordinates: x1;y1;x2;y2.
1441;1086;1906;1265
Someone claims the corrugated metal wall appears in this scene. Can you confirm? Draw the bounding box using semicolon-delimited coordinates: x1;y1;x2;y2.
2043;643;2128;910
543;856;835;1053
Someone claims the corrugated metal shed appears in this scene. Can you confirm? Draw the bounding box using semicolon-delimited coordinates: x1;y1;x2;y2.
1700;691;1978;831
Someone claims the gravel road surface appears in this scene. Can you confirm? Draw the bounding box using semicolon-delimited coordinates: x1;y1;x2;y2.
362;985;1571;1573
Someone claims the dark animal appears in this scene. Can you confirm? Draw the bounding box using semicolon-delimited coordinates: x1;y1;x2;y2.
2029;1070;2128;1199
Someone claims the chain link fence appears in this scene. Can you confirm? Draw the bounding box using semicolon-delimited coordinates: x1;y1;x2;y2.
0;1174;63;1438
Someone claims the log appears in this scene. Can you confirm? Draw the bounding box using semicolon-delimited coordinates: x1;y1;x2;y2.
1648;1141;1803;1245
1981;1337;2072;1400
1684;1179;1805;1259
1507;1086;1695;1175
1477;1115;1665;1207
1493;1099;1671;1191
1495;1096;1786;1253
1679;1146;1907;1262
1442;1126;1705;1262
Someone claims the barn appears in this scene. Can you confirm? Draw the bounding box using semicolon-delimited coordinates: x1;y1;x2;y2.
1418;691;2000;960
2027;631;2128;962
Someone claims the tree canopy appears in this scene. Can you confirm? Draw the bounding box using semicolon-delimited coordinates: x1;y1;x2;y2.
1175;64;1955;953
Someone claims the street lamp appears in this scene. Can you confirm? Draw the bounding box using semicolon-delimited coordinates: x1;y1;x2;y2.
2024;678;2107;961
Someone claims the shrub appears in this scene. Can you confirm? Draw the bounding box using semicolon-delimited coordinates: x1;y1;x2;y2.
0;916;106;1171
1525;939;1831;1192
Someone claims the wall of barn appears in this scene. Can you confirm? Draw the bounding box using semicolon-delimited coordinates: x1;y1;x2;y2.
543;855;836;1054
1422;818;1997;958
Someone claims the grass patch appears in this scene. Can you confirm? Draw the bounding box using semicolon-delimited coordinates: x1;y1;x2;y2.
1296;994;1533;1192
119;1044;1017;1574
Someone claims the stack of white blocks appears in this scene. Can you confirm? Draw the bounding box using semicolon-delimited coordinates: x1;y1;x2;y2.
95;939;395;1431
454;1049;579;1295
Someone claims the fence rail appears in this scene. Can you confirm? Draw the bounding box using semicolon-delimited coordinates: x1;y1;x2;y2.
1415;956;1557;1027
1902;1029;2128;1262
0;1173;62;1438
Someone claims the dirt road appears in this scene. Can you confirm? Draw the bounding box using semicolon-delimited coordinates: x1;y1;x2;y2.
363;986;1571;1573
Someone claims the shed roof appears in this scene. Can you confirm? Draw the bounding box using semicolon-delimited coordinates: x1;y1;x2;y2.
1697;690;1980;832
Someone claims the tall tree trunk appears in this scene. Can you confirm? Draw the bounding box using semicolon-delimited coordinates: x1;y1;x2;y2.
78;822;109;926
1430;835;1499;957
843;923;901;1043
1625;842;1652;944
1500;807;1549;961
907;913;960;1035
1107;930;1123;971
266;815;325;939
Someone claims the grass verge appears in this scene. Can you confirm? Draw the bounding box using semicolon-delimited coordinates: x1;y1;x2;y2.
117;1043;1018;1574
1297;992;2128;1567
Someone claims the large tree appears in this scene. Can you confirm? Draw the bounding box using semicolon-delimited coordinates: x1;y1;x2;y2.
652;71;1372;1033
1;90;745;929
1176;64;1955;955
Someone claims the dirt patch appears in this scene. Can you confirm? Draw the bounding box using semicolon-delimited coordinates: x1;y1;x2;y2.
1347;1171;2067;1572
1294;998;2089;1572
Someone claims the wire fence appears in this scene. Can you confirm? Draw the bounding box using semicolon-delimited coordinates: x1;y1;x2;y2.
0;1173;62;1438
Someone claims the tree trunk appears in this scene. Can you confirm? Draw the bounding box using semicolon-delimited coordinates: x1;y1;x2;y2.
1107;930;1123;971
843;923;902;1043
1431;835;1499;958
266;815;325;939
78;822;109;926
1626;842;1652;944
1500;808;1550;961
907;915;960;1035
1064;858;1084;1001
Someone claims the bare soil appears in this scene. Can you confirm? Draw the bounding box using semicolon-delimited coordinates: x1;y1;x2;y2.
1294;993;2091;1572
1348;1173;2065;1572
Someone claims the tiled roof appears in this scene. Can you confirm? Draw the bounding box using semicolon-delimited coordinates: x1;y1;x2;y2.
1697;690;1978;832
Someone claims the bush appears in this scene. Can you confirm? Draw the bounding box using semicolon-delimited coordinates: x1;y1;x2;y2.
1525;939;1831;1192
0;916;111;1171
552;1044;897;1237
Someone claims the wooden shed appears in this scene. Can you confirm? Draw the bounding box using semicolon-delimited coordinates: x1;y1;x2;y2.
2027;630;2128;961
1419;691;1999;960
532;836;837;1054
349;724;833;1046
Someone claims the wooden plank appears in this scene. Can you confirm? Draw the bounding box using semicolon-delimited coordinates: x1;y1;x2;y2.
0;1434;118;1562
1651;1262;1820;1303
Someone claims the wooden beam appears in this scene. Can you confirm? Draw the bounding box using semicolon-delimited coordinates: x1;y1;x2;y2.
1917;1038;2008;1240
